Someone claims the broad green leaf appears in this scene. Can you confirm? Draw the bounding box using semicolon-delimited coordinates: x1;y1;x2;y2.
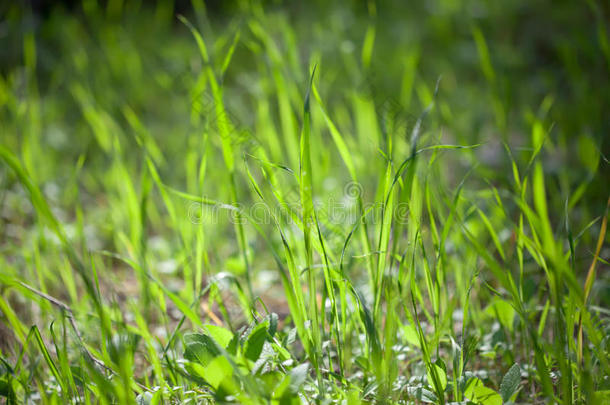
203;325;234;349
204;355;233;389
426;362;447;392
258;371;284;395
347;387;362;405
184;333;221;367
465;377;502;405
244;323;268;362
500;363;521;402
407;386;438;403
288;363;309;394
474;385;502;405
272;374;291;400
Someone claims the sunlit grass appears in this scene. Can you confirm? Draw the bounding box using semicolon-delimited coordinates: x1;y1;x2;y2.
0;1;608;403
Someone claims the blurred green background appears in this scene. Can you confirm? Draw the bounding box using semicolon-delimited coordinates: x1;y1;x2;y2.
0;0;609;401
2;0;607;193
1;0;608;312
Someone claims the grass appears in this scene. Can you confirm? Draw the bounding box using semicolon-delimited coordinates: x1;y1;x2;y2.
0;0;609;403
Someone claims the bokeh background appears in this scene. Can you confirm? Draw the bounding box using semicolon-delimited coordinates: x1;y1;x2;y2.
0;0;608;401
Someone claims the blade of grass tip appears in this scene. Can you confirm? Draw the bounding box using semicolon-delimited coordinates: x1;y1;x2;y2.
361;0;376;69
145;155;177;223
243;157;265;200
471;26;496;84
221;28;241;77
244;153;294;174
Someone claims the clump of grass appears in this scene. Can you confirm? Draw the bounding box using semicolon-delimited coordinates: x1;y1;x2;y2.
0;1;608;403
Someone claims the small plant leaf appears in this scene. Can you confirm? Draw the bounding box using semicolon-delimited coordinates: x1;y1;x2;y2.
184;333;221;367
203;324;234;349
288;363;309;393
244;323;268;362
204;355;233;389
465;377;502;405
268;313;279;338
500;363;521;402
475;386;502;405
406;386;438;403
427;362;447;392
